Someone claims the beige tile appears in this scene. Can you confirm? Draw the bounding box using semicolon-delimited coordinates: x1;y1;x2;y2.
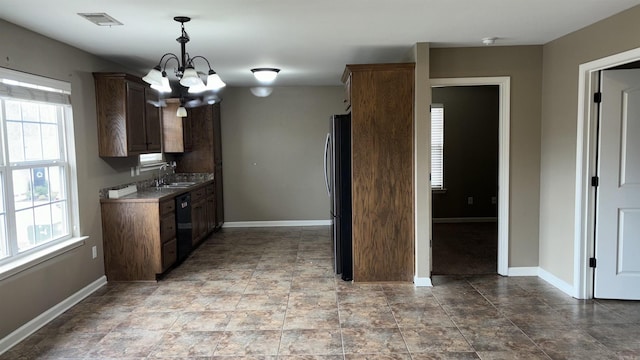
90;329;165;358
236;293;290;311
214;330;282;356
284;306;340;329
391;303;456;328
341;328;409;355
339;306;397;328
225;309;286;330
401;327;473;353
278;329;343;355
171;311;232;331
149;331;223;358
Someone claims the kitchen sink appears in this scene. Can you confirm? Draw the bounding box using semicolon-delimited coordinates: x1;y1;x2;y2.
161;182;196;188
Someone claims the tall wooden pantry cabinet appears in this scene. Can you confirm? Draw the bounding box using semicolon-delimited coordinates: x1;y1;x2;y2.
342;63;415;282
176;103;224;229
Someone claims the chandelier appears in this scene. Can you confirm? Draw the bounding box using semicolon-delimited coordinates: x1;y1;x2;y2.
142;16;225;94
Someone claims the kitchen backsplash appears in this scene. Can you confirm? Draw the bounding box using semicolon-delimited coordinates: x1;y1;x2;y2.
98;172;214;199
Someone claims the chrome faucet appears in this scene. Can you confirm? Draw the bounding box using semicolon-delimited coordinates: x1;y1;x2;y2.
157;162;176;187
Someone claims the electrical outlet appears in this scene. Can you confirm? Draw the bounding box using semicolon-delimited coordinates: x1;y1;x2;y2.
491;196;497;205
92;246;97;259
467;196;473;205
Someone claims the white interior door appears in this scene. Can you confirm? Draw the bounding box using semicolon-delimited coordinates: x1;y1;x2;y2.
594;69;640;299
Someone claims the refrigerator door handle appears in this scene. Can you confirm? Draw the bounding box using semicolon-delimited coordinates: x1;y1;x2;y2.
323;132;331;197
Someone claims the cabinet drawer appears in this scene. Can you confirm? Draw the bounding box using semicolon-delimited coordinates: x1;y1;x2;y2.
191;187;206;202
206;183;215;195
161;238;177;271
160;214;176;243
160;199;175;216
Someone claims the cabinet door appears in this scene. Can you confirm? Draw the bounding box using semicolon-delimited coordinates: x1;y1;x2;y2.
191;200;206;245
125;81;147;153
183;116;193;152
214;167;224;228
162;100;185;153
144;88;162;152
206;184;216;231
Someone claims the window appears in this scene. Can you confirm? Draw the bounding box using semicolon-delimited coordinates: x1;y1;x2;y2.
0;68;75;263
431;104;444;189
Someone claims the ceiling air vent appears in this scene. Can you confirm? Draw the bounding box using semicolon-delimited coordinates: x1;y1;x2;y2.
78;13;123;26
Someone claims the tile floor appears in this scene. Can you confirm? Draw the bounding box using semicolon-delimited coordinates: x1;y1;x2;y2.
432;222;497;275
2;226;640;359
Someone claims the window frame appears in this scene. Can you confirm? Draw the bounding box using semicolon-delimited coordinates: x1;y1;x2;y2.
0;67;80;267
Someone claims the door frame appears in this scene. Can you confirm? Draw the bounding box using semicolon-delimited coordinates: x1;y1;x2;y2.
575;47;640;299
430;77;510;276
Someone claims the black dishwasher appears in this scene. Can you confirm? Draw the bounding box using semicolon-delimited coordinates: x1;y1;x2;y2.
175;193;192;262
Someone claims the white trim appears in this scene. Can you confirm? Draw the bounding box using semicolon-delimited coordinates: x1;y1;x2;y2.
508;267;539;276
0;236;88;281
433;217;497;223
0;275;107;355
414;276;433;287
538;267;575;297
223;220;332;228
575;46;640;300
430;77;510;276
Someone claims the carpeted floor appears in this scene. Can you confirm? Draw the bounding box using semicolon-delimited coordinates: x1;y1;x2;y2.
432;222;498;275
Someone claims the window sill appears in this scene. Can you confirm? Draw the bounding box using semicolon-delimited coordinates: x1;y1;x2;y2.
0;236;89;282
432;188;447;194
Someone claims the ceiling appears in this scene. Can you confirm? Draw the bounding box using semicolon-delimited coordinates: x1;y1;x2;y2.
2;0;640;86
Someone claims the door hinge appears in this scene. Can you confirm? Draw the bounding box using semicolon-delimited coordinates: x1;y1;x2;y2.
589;257;597;268
591;176;599;187
594;92;602;104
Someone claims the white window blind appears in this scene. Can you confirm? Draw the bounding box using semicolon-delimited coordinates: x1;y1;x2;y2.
431;104;444;189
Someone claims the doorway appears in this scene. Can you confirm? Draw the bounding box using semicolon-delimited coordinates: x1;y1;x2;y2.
575;48;640;299
430;77;510;276
431;85;499;275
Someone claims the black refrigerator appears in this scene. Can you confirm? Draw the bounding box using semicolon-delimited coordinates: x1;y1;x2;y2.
324;114;352;281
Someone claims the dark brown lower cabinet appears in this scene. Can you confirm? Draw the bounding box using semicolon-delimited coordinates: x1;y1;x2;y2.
100;198;177;281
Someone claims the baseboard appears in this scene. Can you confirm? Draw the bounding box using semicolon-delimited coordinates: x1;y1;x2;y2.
0;275;107;355
538;267;575;297
508;267;539;276
222;220;332;228
414;276;433;287
433;217;497;223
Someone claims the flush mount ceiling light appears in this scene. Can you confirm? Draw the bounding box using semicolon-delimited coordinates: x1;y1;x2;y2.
143;16;226;94
251;68;280;83
482;37;498;45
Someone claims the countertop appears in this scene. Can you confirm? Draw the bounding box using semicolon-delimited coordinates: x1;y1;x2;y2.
100;179;213;203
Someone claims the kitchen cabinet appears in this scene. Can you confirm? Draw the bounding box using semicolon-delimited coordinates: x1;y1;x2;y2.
100;198;177;281
206;183;216;232
162;98;193;153
93;73;162;157
190;186;208;246
342;63;415;282
176;103;224;229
